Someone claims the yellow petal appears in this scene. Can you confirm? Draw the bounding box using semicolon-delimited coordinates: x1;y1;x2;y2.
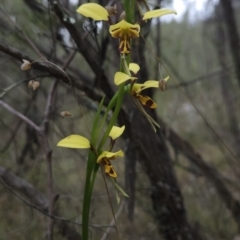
143;9;177;20
143;80;160;86
57;135;90;149
76;3;109;21
119;39;131;54
129;63;140;74
132;80;159;93
102;159;117;178
109;126;125;140
97;150;124;163
114;72;135;85
109;20;140;38
136;94;157;109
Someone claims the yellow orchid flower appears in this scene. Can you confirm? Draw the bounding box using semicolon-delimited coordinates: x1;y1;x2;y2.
57;125;125;178
98;125;125;178
109;20;140;54
132;81;159;109
114;72;136;85
114;69;169;108
131;77;169;108
97;150;124;178
76;3;176;54
77;4;140;54
114;62;140;85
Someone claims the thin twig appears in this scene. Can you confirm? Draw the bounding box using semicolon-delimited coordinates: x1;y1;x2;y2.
0;174;113;231
41;48;78;240
0;43;104;104
41;80;57;240
0;175;80;224
0;100;40;132
2;205;34;238
0;7;45;58
140;33;240;169
100;200;125;240
167;66;234;90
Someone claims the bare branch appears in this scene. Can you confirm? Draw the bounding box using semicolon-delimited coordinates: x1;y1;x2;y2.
0;7;45;58
0;99;41;132
51;2;115;101
0;42;103;103
40;49;78;240
100;201;125;240
0;166;82;240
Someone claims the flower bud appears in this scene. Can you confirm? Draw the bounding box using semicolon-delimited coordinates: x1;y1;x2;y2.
60;111;72;117
28;80;40;91
105;4;117;16
159;79;167;91
21;59;31;70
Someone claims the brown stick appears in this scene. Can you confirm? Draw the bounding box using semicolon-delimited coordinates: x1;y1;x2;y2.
0;166;82;240
0;100;40;132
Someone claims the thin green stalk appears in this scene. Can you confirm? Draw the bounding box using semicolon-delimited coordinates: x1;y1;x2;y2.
81;150;96;240
82;98;104;240
91;97;105;145
97;86;130;142
124;0;135;23
97;91;119;141
82;2;135;239
97;83;125;151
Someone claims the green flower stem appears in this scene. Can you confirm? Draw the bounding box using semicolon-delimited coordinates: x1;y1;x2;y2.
82;98;104;240
97;83;125;151
81;83;131;239
91;97;105;145
124;0;135;23
97;91;119;141
122;0;135;66
97;86;130;141
81;2;135;238
81;151;96;240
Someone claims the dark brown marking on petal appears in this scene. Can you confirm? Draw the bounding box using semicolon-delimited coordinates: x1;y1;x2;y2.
130;27;139;31
132;91;137;97
100;159;105;165
109;168;114;175
111;27;120;32
146;99;154;108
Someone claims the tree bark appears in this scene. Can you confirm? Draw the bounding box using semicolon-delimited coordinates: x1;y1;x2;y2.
220;0;240;87
214;4;240;157
158;118;240;232
131;112;193;240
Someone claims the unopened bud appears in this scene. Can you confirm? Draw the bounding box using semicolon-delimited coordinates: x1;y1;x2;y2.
119;11;126;21
28;80;40;91
105;4;117;16
158;79;167;91
159;76;169;91
60;111;72;117
21;59;31;70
